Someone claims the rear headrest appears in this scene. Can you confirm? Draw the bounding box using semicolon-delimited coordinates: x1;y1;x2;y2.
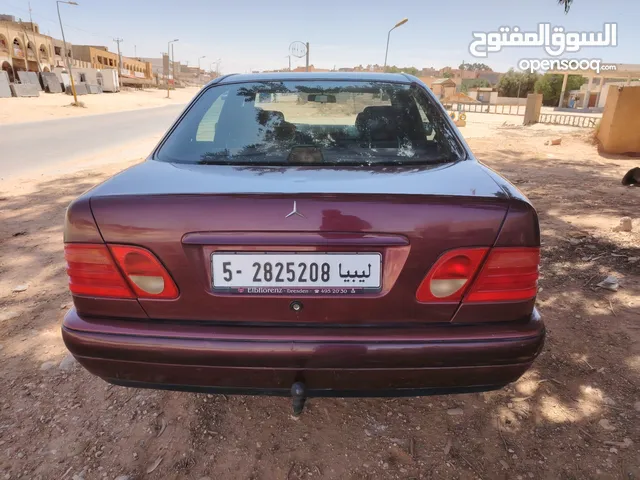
355;106;401;142
257;109;285;126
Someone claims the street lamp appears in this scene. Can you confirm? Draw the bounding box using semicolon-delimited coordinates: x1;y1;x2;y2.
210;58;221;77
197;55;206;85
56;0;79;105
166;38;178;98
383;18;408;71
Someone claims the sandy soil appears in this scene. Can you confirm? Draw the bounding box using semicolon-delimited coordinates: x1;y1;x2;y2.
0;87;200;125
0;123;638;479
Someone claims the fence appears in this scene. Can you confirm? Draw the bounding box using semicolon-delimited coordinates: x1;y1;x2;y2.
443;102;525;116
538;113;598;128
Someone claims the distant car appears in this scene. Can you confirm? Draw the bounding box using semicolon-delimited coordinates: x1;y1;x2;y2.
62;72;544;414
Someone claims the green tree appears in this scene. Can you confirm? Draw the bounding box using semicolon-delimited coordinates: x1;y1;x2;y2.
461;78;490;93
459;62;493;72
558;0;573;13
442;71;454;79
497;69;540;97
535;74;586;106
386;66;419;75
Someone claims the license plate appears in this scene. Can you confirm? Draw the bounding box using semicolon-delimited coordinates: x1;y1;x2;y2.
212;253;382;295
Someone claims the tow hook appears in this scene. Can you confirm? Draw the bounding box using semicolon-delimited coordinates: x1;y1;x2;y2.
290;382;307;415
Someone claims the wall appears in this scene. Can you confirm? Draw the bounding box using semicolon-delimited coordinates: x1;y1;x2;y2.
493;96;527;106
597;85;640;154
598;80;640;108
73;67;99;84
523;93;543;125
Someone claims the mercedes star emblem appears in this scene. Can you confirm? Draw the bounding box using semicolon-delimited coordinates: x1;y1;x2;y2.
285;201;305;218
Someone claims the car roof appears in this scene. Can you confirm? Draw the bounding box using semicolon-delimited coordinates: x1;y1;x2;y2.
210;72;414;86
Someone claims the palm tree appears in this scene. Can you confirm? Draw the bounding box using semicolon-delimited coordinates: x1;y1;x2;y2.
558;0;573;12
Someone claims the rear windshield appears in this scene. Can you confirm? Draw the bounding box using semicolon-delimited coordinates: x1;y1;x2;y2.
155;80;465;166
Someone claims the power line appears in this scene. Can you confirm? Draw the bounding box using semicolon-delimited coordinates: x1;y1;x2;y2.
3;1;115;42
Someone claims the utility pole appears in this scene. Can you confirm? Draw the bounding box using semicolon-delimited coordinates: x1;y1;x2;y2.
166;39;178;98
20;22;41;72
134;45;137;58
28;2;35;32
56;1;79;105
305;42;309;72
114;37;123;87
25;2;41;72
197;55;205;85
171;43;175;85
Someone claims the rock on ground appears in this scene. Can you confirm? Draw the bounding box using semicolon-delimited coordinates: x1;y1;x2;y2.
59;353;78;371
40;361;57;371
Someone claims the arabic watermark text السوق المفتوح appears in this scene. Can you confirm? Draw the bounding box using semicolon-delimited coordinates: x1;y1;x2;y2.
469;23;617;58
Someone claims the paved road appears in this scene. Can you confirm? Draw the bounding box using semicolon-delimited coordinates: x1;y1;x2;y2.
0;104;185;178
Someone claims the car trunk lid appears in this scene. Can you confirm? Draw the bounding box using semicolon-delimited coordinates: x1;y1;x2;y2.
88;160;510;325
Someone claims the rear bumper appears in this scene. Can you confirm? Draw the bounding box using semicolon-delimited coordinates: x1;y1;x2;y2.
62;308;545;396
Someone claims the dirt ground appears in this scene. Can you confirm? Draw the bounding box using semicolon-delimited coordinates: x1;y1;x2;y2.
0;122;638;480
0;87;200;125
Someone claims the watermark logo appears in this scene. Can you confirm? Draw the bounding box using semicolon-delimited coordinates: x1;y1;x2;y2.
469;23;617;58
518;58;617;74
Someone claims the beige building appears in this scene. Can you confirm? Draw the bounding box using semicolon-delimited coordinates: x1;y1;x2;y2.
419;77;457;99
0;14;70;82
548;63;640;109
73;45;152;80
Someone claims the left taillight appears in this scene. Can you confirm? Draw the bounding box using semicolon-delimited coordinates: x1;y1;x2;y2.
64;244;178;299
109;245;178;299
65;244;134;298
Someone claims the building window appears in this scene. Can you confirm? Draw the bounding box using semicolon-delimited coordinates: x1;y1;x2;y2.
54;46;62;56
13;38;24;58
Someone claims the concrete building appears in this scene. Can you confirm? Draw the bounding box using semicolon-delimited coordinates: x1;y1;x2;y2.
0;14;62;81
440;67;478;80
420;67;438;77
292;65;330;72
548;63;640;110
73;45;152;81
419;77;457;99
467;87;496;104
141;56;180;80
1;14;93;85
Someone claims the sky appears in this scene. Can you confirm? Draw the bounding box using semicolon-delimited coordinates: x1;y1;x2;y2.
2;0;638;74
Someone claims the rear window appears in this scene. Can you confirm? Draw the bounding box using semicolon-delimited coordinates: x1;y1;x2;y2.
156;80;465;166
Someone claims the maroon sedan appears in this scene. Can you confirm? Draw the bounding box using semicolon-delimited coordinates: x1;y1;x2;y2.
62;73;544;414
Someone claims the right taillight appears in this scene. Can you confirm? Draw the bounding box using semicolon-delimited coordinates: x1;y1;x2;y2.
465;247;540;302
416;247;540;303
416;248;489;302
